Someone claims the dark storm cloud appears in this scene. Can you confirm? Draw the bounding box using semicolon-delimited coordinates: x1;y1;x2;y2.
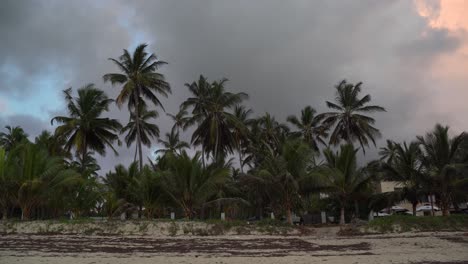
126;0;463;160
0;0;465;169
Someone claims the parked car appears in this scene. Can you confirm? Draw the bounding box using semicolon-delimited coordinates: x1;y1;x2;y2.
416;203;440;212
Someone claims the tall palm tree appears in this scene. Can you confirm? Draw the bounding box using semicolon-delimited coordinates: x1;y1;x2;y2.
287;106;328;151
314;144;375;224
121;105;160;162
232;105;253;173
256;113;290;150
317;80;386;152
417;124;468;216
167;105;193;134
155;130;190;156
51;85;122;172
103;43;170;169
160;151;231;219
0;126;29;151
184;76;247;161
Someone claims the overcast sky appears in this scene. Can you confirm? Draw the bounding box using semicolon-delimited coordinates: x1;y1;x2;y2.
1;0;467;172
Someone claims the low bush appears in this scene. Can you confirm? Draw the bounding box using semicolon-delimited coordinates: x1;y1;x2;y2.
366;215;468;233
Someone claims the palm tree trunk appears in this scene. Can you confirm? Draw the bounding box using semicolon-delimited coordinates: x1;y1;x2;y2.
412;202;417;216
286;206;292;225
134;143;138;162
346;118;353;146
81;139;87;174
354;200;359;219
429;194;435;216
134;99;143;170
340;206;345;225
441;194;450;216
214;131;219;162
238;150;244;173
2;208;7;220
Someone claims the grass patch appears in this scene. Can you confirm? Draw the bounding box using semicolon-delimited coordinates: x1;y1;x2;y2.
366;215;468;233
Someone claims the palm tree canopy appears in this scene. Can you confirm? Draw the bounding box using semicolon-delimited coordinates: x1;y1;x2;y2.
103;43;170;110
0;126;29;151
160;151;231;218
317;80;386;152
156;130;190;156
122;105;160;148
51;84;122;157
167;105;193;133
287;106;328;151
316;144;375;202
184;76;248;159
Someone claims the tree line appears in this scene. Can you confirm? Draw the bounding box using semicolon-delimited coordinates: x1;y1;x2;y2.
0;44;467;224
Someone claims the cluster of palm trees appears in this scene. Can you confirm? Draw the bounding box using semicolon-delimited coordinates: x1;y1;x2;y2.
0;44;466;224
377;125;468;217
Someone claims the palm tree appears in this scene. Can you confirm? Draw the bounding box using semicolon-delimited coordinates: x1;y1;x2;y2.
232;105;253;173
15;143;80;220
184;76;247;161
0;126;29;151
317;80;386;152
160;151;231;219
103;43;170;169
381;141;426;215
315;144;375;224
155;130;190;156
121;105;160;162
256;139;313;224
379;140;399;164
167;105;193;134
0;147;17;220
287;106;328;151
51;85;122;172
35;130;69;158
417;124;468;216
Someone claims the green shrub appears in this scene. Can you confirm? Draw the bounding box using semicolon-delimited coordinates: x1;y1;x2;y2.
367;215;468;233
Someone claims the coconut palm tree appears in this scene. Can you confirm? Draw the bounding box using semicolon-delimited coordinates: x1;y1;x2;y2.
287;106;328;151
0;147;17;220
35;130;69;158
160;151;231;219
167;105;193;134
315;144;375;224
317;80;386;152
381;141;426;215
256;139;313;224
103;43;170;170
155;130;190;156
15;143;80;220
51;85;122;172
184;76;247;161
417;124;468;216
379;140;399;164
232;105;253;173
0;126;29;151
121;105;160;162
256;113;290;150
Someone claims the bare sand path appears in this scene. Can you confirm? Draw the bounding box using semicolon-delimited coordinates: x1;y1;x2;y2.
1;232;467;264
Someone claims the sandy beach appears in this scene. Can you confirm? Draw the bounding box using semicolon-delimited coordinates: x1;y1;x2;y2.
1;231;467;264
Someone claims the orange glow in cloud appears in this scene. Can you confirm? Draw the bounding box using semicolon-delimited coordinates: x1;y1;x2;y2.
415;0;468;31
414;0;468;132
